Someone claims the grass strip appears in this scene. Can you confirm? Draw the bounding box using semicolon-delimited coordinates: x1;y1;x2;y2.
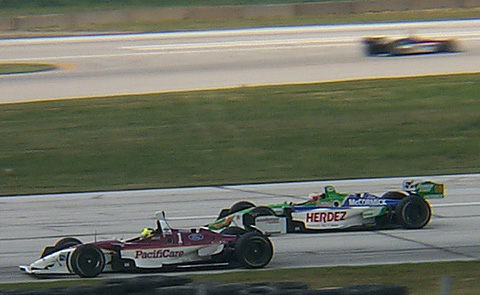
0;63;57;75
70;9;480;33
188;261;480;295
1;261;479;295
0;4;479;35
1;73;480;196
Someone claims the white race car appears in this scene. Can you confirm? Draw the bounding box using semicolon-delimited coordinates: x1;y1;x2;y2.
20;212;273;277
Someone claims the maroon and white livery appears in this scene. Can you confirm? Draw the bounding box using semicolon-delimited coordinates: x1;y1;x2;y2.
20;212;273;278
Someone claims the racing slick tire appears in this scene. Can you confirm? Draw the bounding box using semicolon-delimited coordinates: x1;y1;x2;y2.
40;237;82;258
229;201;255;214
395;195;431;229
234;231;273;268
70;244;106;278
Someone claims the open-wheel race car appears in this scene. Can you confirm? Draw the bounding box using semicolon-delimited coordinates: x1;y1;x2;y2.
207;180;445;235
363;36;459;56
20;212;273;278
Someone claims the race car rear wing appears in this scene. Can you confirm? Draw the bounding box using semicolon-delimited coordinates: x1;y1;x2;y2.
402;180;445;199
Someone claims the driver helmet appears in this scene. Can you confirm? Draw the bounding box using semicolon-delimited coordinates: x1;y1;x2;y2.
309;193;325;201
140;227;154;239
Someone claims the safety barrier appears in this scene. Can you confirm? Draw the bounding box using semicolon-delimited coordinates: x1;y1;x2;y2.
0;274;408;295
0;0;479;31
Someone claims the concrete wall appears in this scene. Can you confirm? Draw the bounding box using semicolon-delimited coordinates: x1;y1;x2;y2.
1;0;479;31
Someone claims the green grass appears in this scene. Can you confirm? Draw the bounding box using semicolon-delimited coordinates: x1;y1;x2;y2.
0;0;367;14
1;73;480;196
0;0;479;33
189;262;480;295
1;261;479;295
0;63;57;75
0;0;360;18
68;9;480;33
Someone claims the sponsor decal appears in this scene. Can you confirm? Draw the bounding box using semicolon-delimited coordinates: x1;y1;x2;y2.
348;198;386;206
135;249;184;259
317;202;333;207
188;233;204;241
257;217;280;224
417;183;434;192
210;215;233;230
306;211;347;223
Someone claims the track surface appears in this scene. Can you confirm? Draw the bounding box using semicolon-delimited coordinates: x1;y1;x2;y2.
1;174;480;282
0;20;480;103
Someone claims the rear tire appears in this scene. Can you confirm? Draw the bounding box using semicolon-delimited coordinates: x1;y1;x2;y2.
234;232;273;268
70;244;105;278
395;196;431;229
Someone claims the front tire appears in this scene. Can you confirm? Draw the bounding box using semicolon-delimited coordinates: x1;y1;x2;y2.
234;232;273;268
55;237;82;249
395;196;431;229
70;244;105;278
41;237;82;258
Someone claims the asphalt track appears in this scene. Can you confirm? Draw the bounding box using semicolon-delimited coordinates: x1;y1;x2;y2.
1;174;480;282
0;19;480;103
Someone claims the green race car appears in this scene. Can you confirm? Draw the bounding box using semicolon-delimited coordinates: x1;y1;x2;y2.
208;180;445;235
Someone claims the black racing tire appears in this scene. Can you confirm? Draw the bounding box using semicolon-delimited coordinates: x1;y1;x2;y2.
395;196;432;229
243;206;276;229
221;226;247;236
234;231;273;268
381;191;407;199
70;244;105;278
41;237;82;258
229;201;255;214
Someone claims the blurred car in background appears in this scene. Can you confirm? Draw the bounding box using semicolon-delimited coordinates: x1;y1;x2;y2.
364;36;459;56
